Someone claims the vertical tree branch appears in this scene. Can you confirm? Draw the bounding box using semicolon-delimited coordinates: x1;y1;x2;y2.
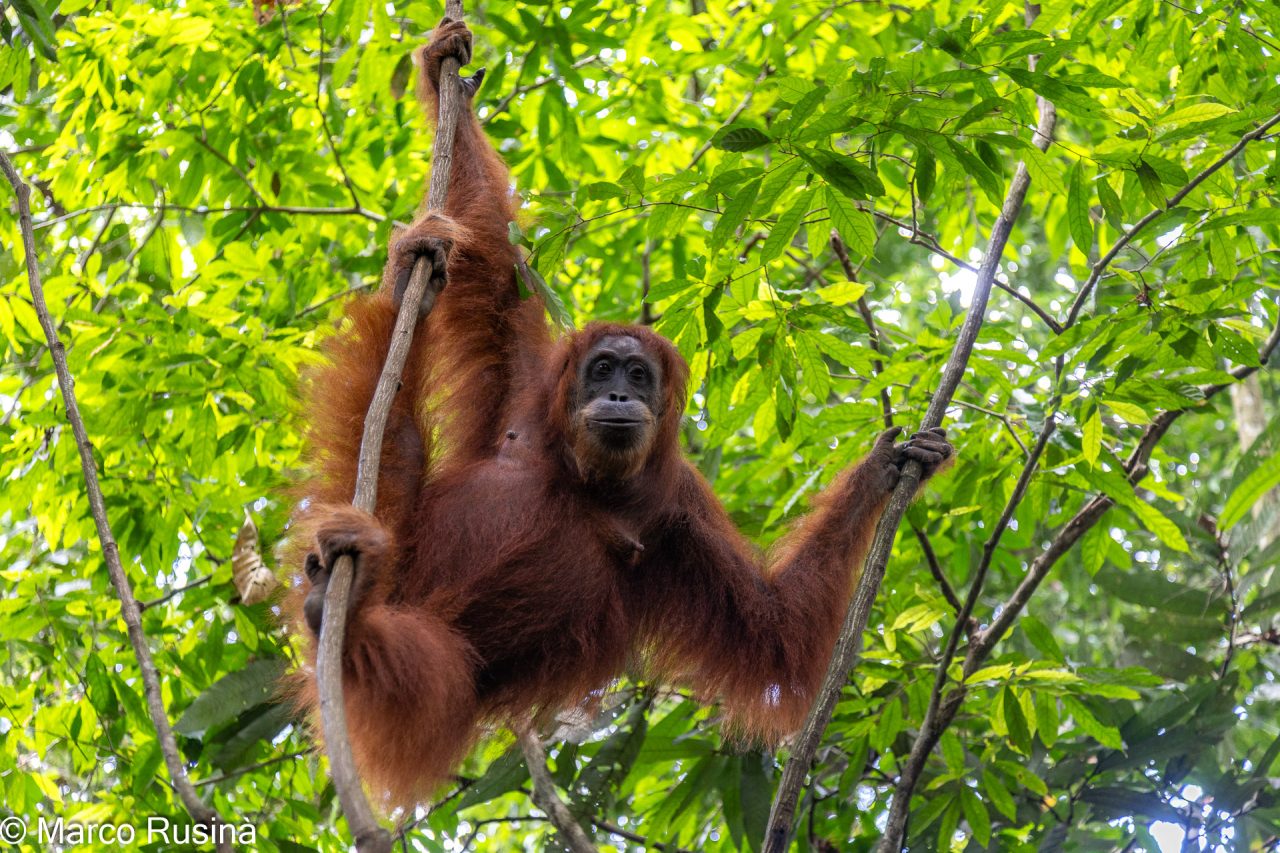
762;11;1059;845
517;728;600;853
1;150;232;852
313;4;466;851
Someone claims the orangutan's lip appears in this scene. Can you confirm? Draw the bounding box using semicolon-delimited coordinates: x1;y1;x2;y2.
589;417;642;427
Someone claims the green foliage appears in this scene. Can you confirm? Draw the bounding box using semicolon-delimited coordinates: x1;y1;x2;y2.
2;0;1280;850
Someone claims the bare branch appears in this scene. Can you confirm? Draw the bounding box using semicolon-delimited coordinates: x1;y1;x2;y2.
139;574;214;612
880;415;1057;844
1;150;233;852
912;524;961;614
516;728;599;853
590;817;692;852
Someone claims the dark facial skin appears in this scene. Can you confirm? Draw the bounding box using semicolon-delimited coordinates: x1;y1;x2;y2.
576;335;663;453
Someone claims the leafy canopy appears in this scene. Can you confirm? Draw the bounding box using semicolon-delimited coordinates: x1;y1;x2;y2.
2;0;1279;850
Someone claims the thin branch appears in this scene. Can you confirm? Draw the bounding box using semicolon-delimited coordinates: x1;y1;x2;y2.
313;5;468;851
639;238;655;324
317;21;364;210
196;750;311;787
590;817;692;852
949;398;1030;457
517;728;599;853
872;210;1061;333
1064;109;1280;329
75;206;118;271
139;574;214;612
912;524;961;614
689;64;772;167
482;54;601;125
830;232;893;427
299;282;375;318
763;14;1060;847
1;150;233;851
35;202;387;230
881;415;1057;844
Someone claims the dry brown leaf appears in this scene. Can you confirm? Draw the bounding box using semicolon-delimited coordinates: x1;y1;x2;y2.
232;514;279;606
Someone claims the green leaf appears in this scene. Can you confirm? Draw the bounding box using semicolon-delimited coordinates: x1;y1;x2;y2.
710;178;763;255
1033;692;1060;748
456;746;530;810
712;124;773;152
1161;102;1235;127
520;262;573;329
1024;146;1066;196
1002;688;1033;754
1211;326;1260;368
872;694;904;752
825;187;877;260
759;190;812;263
739;752;771;852
800;148;885;199
915;148;936;203
813;280;869;306
961;787;991;846
1022;616;1064;662
1135;160;1166;207
983;770;1018;822
212;703;293;770
1082;406;1102;466
812;332;874;372
1067;162;1093;254
1221;451;1280;529
1062;696;1124;749
175;659;286;738
947;139;1004;207
793;333;831;403
1130;499;1190;552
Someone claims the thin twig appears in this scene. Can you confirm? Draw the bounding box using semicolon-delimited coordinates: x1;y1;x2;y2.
313;5;467;851
871;210;1061;332
881;416;1056;845
317;22;364;210
589;817;691;852
139;574;214;612
949;398;1030;457
35;202;387;230
516;728;599;853
196;750;311;787
763;13;1060;846
482;54;601;125
911;524;961;614
830;232;893;427
1;150;233;852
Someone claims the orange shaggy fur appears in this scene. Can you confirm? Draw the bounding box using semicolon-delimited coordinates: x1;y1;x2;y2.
284;20;935;808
